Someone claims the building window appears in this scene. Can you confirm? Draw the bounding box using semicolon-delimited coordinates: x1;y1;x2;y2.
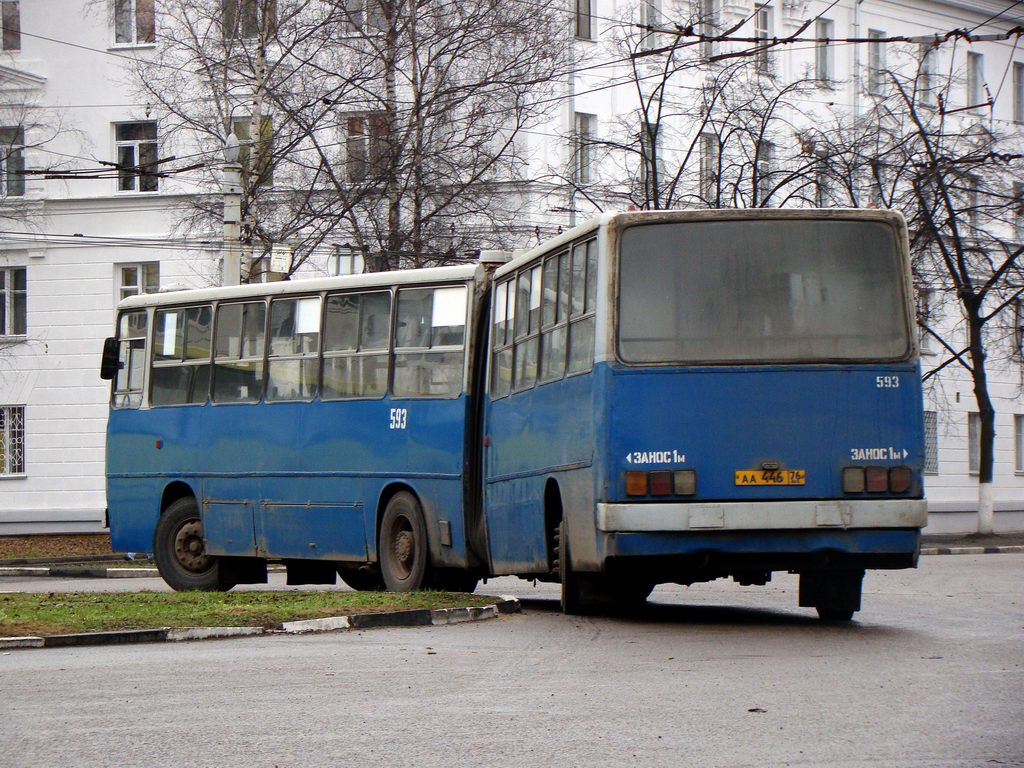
1013;182;1024;241
346;113;387;182
639;120;659;201
924;410;939;475
640;0;661;52
814;19;833;84
232;116;274;187
575;0;592;39
1012;62;1023;123
967;52;984;109
117;263;159;302
0;126;24;197
920;44;937;107
573;113;595;185
917;286;939;354
867;29;886;95
699;132;718;202
1;1;19;51
114;0;155;45
965;175;980;229
0;405;25;475
1015;414;1024;473
0;266;26;336
345;0;386;32
1014;299;1024;358
328;247;365;276
699;0;718;59
968;412;980;474
814;152;830;207
755;140;773;205
222;0;276;38
115;122;159;192
754;4;772;74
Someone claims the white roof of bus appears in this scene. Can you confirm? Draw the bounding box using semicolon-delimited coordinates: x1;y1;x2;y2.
493;208;906;278
117;263;484;310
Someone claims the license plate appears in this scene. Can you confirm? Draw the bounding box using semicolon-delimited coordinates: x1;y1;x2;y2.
734;469;806;486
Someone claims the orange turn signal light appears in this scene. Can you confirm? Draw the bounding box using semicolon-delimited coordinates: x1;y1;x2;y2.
625;471;648;496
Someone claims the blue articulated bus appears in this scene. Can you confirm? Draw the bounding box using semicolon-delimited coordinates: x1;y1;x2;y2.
102;209;926;621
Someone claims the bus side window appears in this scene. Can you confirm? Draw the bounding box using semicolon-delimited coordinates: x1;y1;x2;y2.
112;310;148;409
539;251;569;383
513;266;541;390
490;279;514;398
151;305;213;407
322;291;391;400
393;285;467;398
568;239;597;374
213;301;267;403
267;297;320;402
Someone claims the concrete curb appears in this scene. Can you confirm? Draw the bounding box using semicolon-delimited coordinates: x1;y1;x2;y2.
921;545;1024;556
0;566;160;578
0;555;139;567
0;596;521;651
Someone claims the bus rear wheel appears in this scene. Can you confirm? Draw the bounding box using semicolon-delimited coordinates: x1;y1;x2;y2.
557;521;587;615
379;492;429;592
153;497;235;592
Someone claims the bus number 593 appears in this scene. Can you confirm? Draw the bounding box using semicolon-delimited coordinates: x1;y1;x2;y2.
389;408;408;429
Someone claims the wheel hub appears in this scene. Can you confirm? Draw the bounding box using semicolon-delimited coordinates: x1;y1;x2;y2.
173;519;212;574
394;530;413;567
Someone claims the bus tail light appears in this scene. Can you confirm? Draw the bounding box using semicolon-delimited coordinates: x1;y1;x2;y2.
624;470;697;496
843;465;913;493
674;470;696;496
649;471;672;496
842;467;866;493
889;466;912;493
625;471;648;496
864;467;888;492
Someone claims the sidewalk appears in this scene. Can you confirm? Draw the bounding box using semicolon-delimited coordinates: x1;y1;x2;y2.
920;532;1024;555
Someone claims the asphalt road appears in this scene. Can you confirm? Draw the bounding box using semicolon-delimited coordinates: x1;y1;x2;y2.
1;554;1022;768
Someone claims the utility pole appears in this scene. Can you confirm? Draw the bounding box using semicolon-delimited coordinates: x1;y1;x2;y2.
222;132;243;286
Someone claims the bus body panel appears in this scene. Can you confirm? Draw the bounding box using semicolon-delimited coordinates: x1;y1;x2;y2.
483;372;596;574
604;363;925;502
107;395;470;565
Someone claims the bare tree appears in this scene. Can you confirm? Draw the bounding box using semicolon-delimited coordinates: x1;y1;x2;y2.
114;0;571;278
808;49;1024;534
551;2;817;216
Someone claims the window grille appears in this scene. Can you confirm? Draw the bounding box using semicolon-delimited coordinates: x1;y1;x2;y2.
0;405;25;475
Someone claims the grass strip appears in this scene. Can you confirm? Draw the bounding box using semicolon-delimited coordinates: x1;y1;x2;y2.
0;535;114;560
0;590;496;637
29;560;155;569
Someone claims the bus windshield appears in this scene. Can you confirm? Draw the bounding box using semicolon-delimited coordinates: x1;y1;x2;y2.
617;218;911;364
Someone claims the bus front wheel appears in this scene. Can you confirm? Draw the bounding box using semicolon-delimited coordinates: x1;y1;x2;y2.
153;497;235;592
379;492;429;592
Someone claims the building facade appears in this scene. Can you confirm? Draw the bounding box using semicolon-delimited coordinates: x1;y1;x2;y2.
0;0;1021;533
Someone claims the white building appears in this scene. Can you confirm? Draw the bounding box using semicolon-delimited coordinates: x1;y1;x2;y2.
0;0;1021;533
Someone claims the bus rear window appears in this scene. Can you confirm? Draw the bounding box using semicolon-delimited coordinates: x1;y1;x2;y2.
618;219;910;364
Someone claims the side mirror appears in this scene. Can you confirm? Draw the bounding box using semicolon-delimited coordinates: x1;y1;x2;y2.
99;337;121;381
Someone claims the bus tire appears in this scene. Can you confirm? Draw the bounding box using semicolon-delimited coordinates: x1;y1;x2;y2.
337;566;386;592
816;606;855;622
558;521;587;615
379;491;429;592
608;579;655;607
153;497;235;592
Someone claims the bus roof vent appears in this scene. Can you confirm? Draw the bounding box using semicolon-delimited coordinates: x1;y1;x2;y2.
477;250;513;265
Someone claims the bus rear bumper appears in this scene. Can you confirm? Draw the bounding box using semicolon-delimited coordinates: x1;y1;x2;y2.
596;499;927;533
